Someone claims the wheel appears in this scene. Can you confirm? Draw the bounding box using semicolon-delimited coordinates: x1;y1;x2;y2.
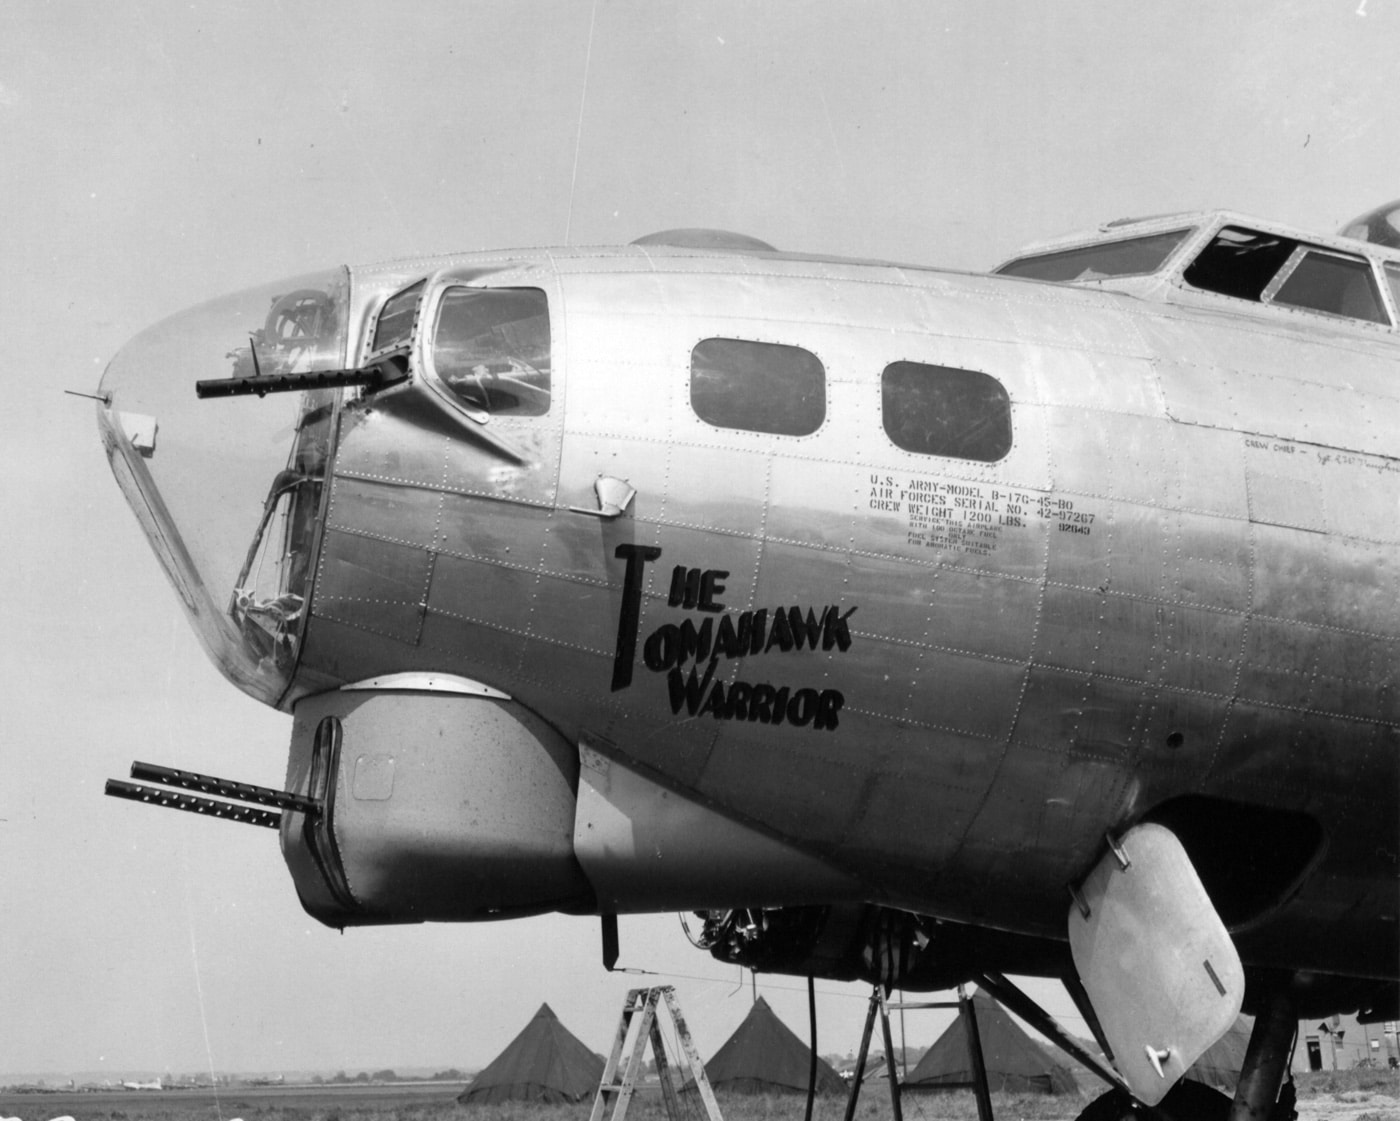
1075;1082;1232;1121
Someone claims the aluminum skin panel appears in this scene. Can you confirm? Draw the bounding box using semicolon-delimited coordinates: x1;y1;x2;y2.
280;246;1399;977
573;743;862;912
1139;306;1400;460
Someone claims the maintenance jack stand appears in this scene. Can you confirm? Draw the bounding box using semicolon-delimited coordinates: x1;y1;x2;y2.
843;984;995;1121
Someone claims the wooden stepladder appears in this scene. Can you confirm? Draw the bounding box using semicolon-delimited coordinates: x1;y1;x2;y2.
590;986;724;1121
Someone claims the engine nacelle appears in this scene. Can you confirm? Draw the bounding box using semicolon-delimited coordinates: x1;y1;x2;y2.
280;683;593;927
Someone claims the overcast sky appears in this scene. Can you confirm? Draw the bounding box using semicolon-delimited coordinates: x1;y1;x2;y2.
4;0;1398;1082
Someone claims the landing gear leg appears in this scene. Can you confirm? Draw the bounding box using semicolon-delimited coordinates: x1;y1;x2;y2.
1227;989;1297;1121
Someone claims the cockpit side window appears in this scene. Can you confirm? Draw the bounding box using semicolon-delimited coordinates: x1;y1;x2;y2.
1272;251;1388;324
689;338;826;436
1386;264;1400;319
996;229;1191;283
1184;227;1391;325
881;362;1012;463
371;280;425;354
430;287;551;417
1183;227;1297;301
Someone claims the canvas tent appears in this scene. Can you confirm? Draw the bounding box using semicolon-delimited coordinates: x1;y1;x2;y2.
705;996;846;1095
904;989;1078;1095
459;1003;605;1104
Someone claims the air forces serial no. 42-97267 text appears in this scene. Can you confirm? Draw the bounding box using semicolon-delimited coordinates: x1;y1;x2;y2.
97;202;1400;1121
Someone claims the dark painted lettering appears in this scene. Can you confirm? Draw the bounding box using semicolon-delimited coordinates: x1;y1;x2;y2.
698;569;729;612
618;551;855;730
787;688;818;727
821;606;857;651
669;565;701;609
789;606;824;651
666;661;717;716
765;609;794;653
749;683;776;723
734;611;753;654
814;690;844;730
611;543;662;691
770;687;791;724
747;609;768;654
702;680;728;718
657;674;845;732
643;624;679;671
715;613;744;659
677;617;714;667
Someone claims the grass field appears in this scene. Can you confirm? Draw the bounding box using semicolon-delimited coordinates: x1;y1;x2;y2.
2;1070;1397;1121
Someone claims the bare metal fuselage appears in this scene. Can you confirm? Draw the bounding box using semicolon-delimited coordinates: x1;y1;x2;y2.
303;248;1396;977
100;240;1400;993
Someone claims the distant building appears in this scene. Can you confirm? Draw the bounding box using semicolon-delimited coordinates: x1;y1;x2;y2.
1293;1015;1400;1071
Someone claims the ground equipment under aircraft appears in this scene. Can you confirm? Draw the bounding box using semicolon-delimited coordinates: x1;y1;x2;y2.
99;205;1400;1121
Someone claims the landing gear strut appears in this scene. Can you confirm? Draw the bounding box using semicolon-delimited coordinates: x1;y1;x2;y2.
1227;990;1297;1121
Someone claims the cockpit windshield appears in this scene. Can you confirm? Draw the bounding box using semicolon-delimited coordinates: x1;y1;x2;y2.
97;268;350;705
996;229;1192;283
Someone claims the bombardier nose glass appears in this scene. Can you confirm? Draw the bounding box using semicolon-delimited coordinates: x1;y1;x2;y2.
98;269;349;704
230;390;334;664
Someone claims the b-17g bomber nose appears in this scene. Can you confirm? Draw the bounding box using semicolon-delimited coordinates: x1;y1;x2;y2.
97;268;351;706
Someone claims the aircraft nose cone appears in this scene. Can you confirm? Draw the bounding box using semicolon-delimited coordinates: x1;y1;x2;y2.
97;267;350;704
